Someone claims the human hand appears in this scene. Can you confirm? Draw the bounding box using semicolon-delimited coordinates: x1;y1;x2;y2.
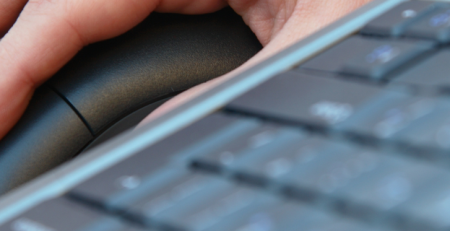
0;0;371;140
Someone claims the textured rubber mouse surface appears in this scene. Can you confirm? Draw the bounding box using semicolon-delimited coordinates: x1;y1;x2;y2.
0;8;262;194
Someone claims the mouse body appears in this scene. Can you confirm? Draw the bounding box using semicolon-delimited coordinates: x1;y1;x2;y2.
0;8;262;194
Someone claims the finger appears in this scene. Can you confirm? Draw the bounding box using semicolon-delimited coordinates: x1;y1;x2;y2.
140;0;372;125
0;0;227;139
0;0;28;35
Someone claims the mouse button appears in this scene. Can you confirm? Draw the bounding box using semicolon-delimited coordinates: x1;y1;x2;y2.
0;87;94;194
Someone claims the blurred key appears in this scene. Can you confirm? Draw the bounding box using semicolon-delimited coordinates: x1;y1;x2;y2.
391;50;450;89
301;36;434;79
125;175;230;227
191;125;307;174
104;172;224;224
208;201;338;231
393;103;450;151
406;5;450;43
0;197;147;231
227;72;406;130
281;145;381;199
393;173;450;229
361;1;437;36
230;137;337;184
308;219;390;231
339;97;437;140
170;116;261;163
336;161;421;210
301;37;365;73
147;181;277;231
342;39;434;79
110;170;217;211
210;200;391;231
330;154;447;223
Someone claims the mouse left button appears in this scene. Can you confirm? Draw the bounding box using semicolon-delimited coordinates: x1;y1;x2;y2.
0;86;94;194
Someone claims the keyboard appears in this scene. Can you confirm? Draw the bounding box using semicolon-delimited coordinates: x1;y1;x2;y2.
3;0;450;230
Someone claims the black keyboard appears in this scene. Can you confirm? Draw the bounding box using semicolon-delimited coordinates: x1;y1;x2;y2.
4;1;450;230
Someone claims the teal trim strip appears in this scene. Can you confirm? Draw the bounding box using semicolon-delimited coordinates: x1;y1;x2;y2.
0;0;404;224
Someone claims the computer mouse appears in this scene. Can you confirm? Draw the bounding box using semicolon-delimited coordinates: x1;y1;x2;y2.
0;8;262;194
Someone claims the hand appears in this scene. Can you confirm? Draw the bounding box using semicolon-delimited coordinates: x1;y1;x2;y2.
0;0;371;140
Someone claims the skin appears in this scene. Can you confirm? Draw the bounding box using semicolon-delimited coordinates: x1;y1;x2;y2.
0;0;372;140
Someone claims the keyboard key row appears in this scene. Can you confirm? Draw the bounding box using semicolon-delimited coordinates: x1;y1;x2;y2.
301;35;450;92
227;71;450;161
227;71;407;131
73;171;393;231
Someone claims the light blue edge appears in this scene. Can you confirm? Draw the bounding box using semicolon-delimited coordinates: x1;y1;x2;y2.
0;0;404;224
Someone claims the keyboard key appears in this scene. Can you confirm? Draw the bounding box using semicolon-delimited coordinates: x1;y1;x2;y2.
406;6;450;43
393;173;450;229
212;197;392;231
341;39;434;79
142;181;277;231
170;115;261;163
208;201;338;231
70;114;257;209
393;103;450;151
69;150;176;210
361;1;437;36
178;123;286;165
339;97;437;140
80;222;149;231
333;155;444;211
310;220;390;231
113;172;223;221
229;137;338;183
113;169;218;211
391;50;450;89
280;145;380;199
301;37;364;73
191;125;307;175
0;197;146;231
300;36;434;79
227;72;406;129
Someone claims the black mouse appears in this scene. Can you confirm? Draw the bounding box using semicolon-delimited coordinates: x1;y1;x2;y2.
0;8;262;194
